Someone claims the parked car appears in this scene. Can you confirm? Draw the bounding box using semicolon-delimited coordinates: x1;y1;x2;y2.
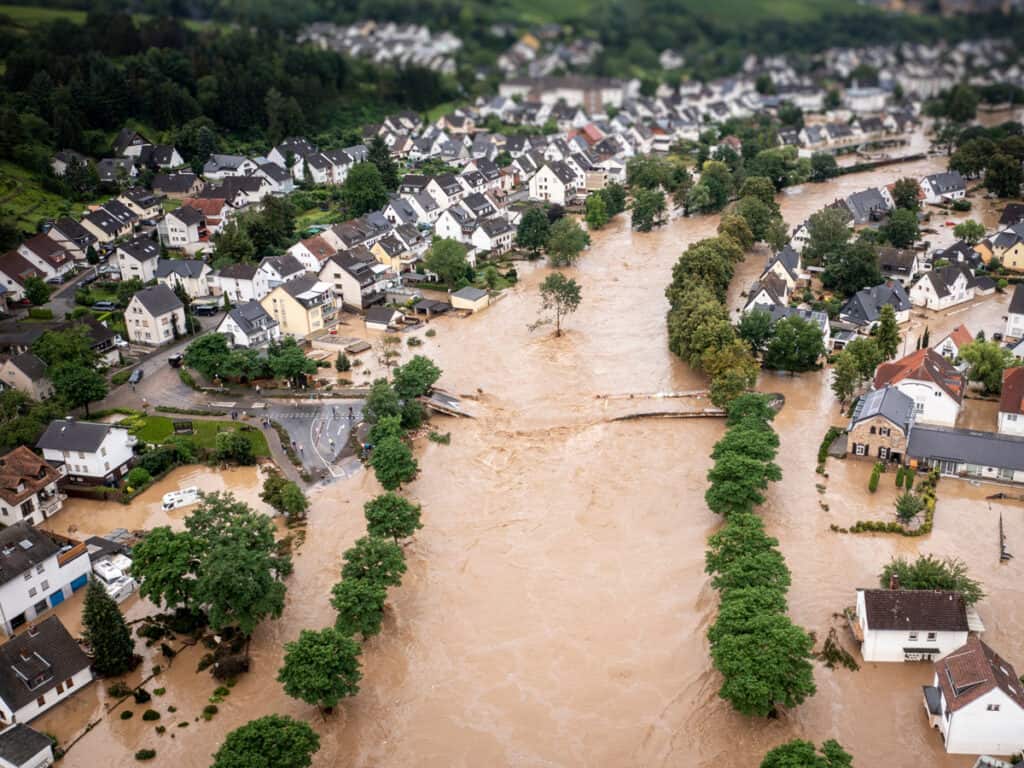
192;304;219;316
45;275;64;285
127;368;143;384
113;335;128;349
92;300;117;311
168;353;183;368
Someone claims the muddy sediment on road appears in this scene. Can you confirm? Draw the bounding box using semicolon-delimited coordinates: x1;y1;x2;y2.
54;152;1021;768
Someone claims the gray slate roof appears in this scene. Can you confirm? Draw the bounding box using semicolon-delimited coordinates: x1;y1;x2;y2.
852;385;915;431
840;282;911;326
132;284;183;316
1010;284;1024;316
7;353;47;382
453;286;488;301
0;616;91;713
156;259;207;279
907;425;1024;472
0;524;61;586
37;420;122;454
118;236;159;263
225;301;276;335
0;724;53;764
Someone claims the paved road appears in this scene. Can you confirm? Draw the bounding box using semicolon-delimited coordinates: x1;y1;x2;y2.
263;399;365;480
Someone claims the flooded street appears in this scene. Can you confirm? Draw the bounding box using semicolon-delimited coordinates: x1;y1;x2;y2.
56;152;1023;768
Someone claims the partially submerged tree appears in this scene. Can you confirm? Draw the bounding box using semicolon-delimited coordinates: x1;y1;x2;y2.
212;715;320;768
545;216;590;266
535;272;582;337
82;580;136;676
880;554;985;605
278;627;362;711
341;536;407;588
369;436;418;490
760;739;854;768
364;492;423;542
331;578;387;638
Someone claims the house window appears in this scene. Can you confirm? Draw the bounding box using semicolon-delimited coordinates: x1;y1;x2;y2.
33;599;46;614
56;682;63;694
36;695;45;707
41;580;48;591
927;632;937;641
987;704;1001;711
28;587;36;597
854;443;866;456
35;565;44;574
23;573;31;581
908;632;918;641
869;426;876;435
879;447;889;460
65;677;73;688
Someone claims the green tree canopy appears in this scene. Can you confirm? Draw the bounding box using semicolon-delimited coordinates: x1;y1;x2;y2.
881;208;919;249
341;162;388;217
392;355;442;401
952;219;985;245
369;436;418;490
546;216;590;266
212;715;320;768
891;177;921;211
737;309;774;354
278;627;362;710
960;340;1020;394
631;188;667;231
341;535;407;588
822;240;882;297
50;362;108;416
82;579;136;676
875;305;901;361
803;207;851;267
880;554;984;605
516;208;551;255
424;238;469;288
584;193;609;230
364;492;423;542
760;739;854;768
331;577;387;638
763;315;825;373
537;272;582;336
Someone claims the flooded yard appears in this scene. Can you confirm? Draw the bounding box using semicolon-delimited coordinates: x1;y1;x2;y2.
53;152;1024;768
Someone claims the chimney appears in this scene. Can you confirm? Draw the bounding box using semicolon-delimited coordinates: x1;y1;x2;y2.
889;573;900;590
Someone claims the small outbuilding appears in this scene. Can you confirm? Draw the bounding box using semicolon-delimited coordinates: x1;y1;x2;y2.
451;286;490;313
364;307;403;332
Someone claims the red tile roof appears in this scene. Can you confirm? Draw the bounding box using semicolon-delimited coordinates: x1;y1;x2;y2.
0;446;61;506
874;348;965;404
1000;367;1024;416
934;637;1024;714
945;324;973;351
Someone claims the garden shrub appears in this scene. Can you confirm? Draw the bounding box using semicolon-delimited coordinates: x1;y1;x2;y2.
120;711;134;720
142;709;160;721
868;462;882;493
135;749;156;760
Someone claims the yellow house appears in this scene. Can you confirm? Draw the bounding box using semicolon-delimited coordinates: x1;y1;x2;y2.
260;274;337;340
989;230;1024;272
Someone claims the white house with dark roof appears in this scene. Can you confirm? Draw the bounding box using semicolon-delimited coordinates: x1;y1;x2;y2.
37;419;135;485
160;206;208;251
253;161;295;196
15;237;74;281
203;154;257;179
117;187;162;221
115;236;160;283
1006;284;1024;340
839;282;912;329
0;355;52;402
155;259;211;299
854;589;970;662
124;285;186;347
528;161;578;205
907;424;1024;482
212;263;269;304
46;218;95;261
910;264;977;310
0;723;55;767
923;637;1024;755
0;524;92;636
258;254;306;289
0;615;93;721
874;348;965;427
920;171;967;204
471;217;515;255
878;246;921;286
215;301;280;348
318;249;393;311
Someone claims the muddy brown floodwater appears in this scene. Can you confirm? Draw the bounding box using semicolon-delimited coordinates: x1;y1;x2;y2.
54;150;1023;768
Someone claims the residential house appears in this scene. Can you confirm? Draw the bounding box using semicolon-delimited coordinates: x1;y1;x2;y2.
267;138;319;180
50;150;86;178
0;723;55;767
999;204;1024;228
984;225;1024;272
95;158;136;186
854;588;970;662
843;187;894;226
200;176;271;209
155;259;211;299
0;522;91;634
0;446;63;526
839;282;912;329
998;367;1024;437
0;254;42;303
528;162;578;205
434;206;476;244
178;198;229;235
260;275;337;339
14;238;73;282
0;614;93;722
908;424;1024;482
203;154;257;179
117;188;162;221
923;638;1024;755
370;235;419;273
742;273;791;313
79;207;130;245
258;254;306;289
318;249;393;311
1006;285;1024;339
471;217;515;255
287;236;337;273
253;162;295;196
878;246;921;286
910;264;977;310
113;128;150;157
847;385;916;462
874;348;965;427
424;174;467;209
151;173;204;200
115;236;160;283
37;419;135;485
160;207;208;252
758;304;831;351
933;324;974;361
0;356;52;402
45;219;95;261
211;263;269;304
933;240;982;270
215;301;280;349
137;144;183;170
124;285;186;347
920;171;967;204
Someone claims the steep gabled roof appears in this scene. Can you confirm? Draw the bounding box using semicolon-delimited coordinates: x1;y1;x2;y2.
862;589;968;632
131;284;184;316
874;348;965;404
1000;367;1024;417
935;637;1024;714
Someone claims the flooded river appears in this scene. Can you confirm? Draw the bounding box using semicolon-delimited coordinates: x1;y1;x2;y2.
52;152;1024;767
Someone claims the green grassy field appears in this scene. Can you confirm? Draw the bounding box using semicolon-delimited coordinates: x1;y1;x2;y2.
0;3;220;31
0;161;91;231
494;0;858;26
130;415;271;457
